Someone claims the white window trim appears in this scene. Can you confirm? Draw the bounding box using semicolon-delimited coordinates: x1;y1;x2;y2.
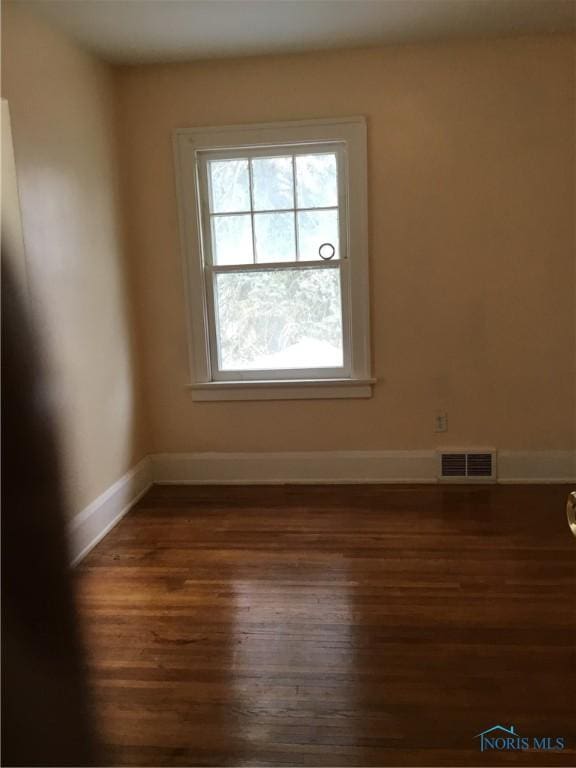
173;117;373;401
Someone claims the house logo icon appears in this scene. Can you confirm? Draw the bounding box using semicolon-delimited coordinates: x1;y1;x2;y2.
475;725;521;752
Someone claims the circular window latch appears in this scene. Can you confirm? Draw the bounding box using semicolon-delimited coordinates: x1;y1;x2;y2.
318;242;335;261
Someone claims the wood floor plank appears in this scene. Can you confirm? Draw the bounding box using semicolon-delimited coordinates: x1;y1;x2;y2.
76;484;576;766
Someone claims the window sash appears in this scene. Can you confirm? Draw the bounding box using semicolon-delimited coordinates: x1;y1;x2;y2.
205;260;351;382
209;205;338;217
197;141;345;163
208;259;342;274
197;143;348;268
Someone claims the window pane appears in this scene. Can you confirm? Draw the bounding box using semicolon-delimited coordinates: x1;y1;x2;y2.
212;215;253;265
254;212;295;263
209;159;250;213
296;153;338;208
215;268;343;370
252;156;294;210
298;210;339;261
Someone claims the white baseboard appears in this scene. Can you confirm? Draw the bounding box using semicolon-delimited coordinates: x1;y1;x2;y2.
151;450;436;485
69;457;152;566
497;450;576;484
151;450;575;486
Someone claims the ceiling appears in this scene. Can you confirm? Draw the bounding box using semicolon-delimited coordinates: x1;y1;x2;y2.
19;0;576;65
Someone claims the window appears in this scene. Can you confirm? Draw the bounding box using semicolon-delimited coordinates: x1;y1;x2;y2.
174;118;372;400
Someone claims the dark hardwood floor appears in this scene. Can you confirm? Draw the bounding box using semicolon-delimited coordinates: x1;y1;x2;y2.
76;484;576;766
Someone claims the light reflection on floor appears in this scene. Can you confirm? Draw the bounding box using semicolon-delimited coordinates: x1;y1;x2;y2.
230;574;357;754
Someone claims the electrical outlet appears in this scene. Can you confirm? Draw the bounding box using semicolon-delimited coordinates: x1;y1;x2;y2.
435;412;448;433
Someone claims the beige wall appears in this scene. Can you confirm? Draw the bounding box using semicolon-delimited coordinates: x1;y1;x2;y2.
116;35;575;454
2;3;148;515
3;11;574;472
2;100;28;293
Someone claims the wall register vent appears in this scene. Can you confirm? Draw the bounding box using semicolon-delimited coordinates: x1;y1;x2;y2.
437;450;497;482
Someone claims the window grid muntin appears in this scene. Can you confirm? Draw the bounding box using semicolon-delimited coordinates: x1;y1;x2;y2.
247;152;257;260
291;154;300;263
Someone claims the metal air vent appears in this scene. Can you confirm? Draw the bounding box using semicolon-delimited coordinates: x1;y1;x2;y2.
437;450;496;482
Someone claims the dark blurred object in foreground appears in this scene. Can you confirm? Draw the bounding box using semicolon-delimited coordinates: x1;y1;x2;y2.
1;250;97;766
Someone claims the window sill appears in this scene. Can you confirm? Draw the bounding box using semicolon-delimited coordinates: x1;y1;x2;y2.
187;378;375;401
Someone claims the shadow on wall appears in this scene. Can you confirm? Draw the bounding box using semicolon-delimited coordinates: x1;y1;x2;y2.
1;2;149;521
1;255;99;765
